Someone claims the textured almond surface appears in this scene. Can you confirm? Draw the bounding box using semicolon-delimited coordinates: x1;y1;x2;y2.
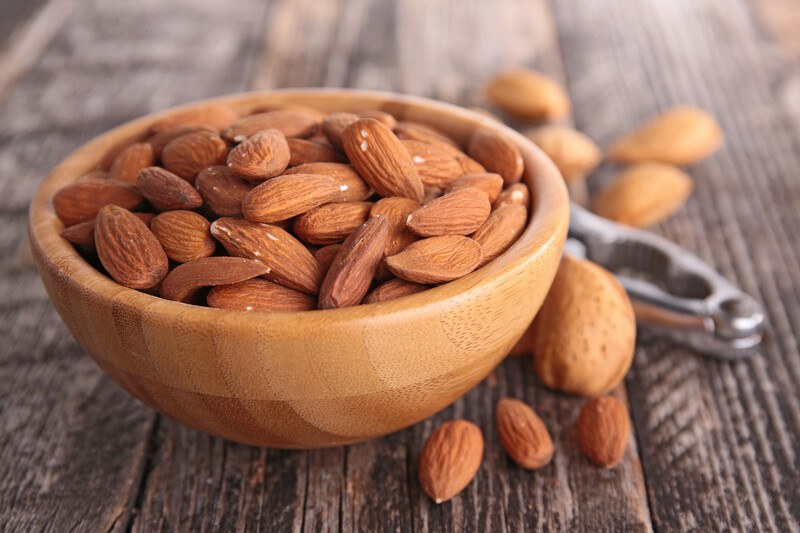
287;138;339;167
524;125;601;182
387;235;483;284
322;112;360;148
446;173;504;203
363;278;429;304
60;212;154;247
108;142;155;183
207;278;316;312
242;174;344;223
150;210;216;263
53;180;143;226
150;104;238;133
394;121;460;149
472;204;528;266
227;129;291;180
402;139;464;188
485;68;570;121
406;188;491;237
195;165;254;217
137;167;203;211
532;256;635;396
576;396;630;468
161;131;228;182
496;397;554;470
313;244;342;274
418;420;484;504
159;256;269;303
370;196;421;279
609;106;723;165
593;163;693;227
341;118;425;201
146;125;218;159
493;183;530;210
294;201;373;245
282;163;372;201
222;110;319;142
94;205;168;289
468;127;524;186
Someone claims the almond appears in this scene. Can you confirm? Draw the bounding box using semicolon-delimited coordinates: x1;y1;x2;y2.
150;210;216;263
455;153;487;175
495;397;553;470
207;278;316;311
394;121;460;149
370;196;421;280
76;170;109;182
282;163;372;201
108;142;155;183
318;215;389;309
407;188;491;237
222;110;319;142
356;110;398;129
159;256;270;303
242;174;344;223
250;103;327;122
138;167;203;211
294;201;373;245
468;127;524;186
60;212;154;247
524;125;601;182
287;138;340;166
418;420;483;504
576;396;630;468
485;68;570;121
146;125;220;160
53;179;143;226
422;186;444;203
402;140;464;188
493;183;530;210
341;118;425;202
322;112;360;148
210;217;323;294
161;131;228;182
313;244;342;273
150;104;238;133
195;165;254;217
608;107;723;165
472;204;528;265
94;205;168;289
363;278;429;304
226;129;291;181
387;235;482;284
446;173;504;203
532;256;635;396
593;163;693;227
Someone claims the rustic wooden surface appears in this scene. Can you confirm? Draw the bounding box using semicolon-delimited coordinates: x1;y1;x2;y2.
0;0;798;531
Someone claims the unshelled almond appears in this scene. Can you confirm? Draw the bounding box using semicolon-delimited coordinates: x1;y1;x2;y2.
150;210;216;263
468;127;524;186
402;139;463;188
53;180;143;226
370;196;421;280
387;235;483;284
313;244;342;273
60;212;154;247
161;131;228;182
108;142;155;183
146;125;218;159
227;129;291;180
446;173;504;203
495;398;553;470
207;278;316;312
242;174;344;223
418;420;484;504
493;183;530;210
485;68;570;121
356;109;398;129
524;125;601;182
394;121;460;149
287;138;340;166
406;188;491;237
472;204;528;266
222;110;319;142
138;167;203;211
363;278;429;304
150;104;238;133
576;396;630;468
195;165;253;217
282;163;372;201
294;201;373;245
322;112;360;148
159;256;270;303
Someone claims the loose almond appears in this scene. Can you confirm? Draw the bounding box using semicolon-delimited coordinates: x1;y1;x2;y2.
363;278;429;304
242;174;344;223
223;110;319;142
387;235;483;284
468;127;524;186
227;128;291;180
493;183;530;210
150;104;238;133
485;68;570;121
138;167;203;211
287;138;340;166
495;398;553;470
418;420;484;504
294;201;373;245
314;244;342;273
406;188;491;237
195;165;254;217
207;278;316;311
53;180;143;226
146;125;219;159
150;210;216;263
159;256;270;303
60;212;154;247
576;396;630;468
322;112;360;148
524;125;601;182
472;205;527;266
402;139;464;188
370;196;421;280
161;131;228;182
394;121;460;149
283;163;372;201
446;173;504;203
108;142;155;183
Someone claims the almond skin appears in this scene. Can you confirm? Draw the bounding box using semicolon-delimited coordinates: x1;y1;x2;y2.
283;163;372;201
242;174;344;223
146;125;218;159
210;217;323;294
226;129;291;181
402;139;464;188
363;278;429;304
207;278;316;311
313;244;342;273
446;173;504;203
593;163;693;227
370;196;421;280
222;110;319;142
322;112;360;148
468;127;524;186
195;165;254;217
418;420;484;504
294;201;373;245
94;205;168;289
356;110;398;129
60;212;154;247
108;142;155;183
609;107;723;165
159;256;270;303
341;118;425;202
524;125;601;182
485;68;570;121
576;396;630;468
287;138;340;166
53;180;143;226
406;188;491;237
493;183;530;210
394;121;460;149
472;204;528;266
532;256;635;397
150;210;216;263
495;398;553;470
387;235;483;284
318;215;389;309
137;167;203;211
150;104;238;133
161;131;228;182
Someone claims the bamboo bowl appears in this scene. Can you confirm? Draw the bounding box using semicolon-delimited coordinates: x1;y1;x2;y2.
28;90;569;448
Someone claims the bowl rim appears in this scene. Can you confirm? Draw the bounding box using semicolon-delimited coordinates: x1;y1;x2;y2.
28;88;569;324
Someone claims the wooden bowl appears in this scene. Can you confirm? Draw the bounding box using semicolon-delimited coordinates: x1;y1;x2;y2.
28;90;569;448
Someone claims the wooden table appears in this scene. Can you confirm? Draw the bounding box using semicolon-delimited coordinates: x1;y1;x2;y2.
1;0;798;531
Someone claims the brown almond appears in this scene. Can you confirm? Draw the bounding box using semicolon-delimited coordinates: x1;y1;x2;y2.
609;107;723;165
223;110;319;142
138;167;203;211
150;104;238;133
355;109;397;129
250;103;327;122
207;278;316;312
318;216;389;309
226;129;291;181
363;278;429;304
468;127;524;186
472;204;528;266
446;173;504;203
60;212;154;247
576;396;630;468
524;125;601;182
242;174;343;223
161;131;228;182
402;139;464;188
146;125;219;159
387;235;483;284
407;188;491;237
314;244;342;273
283;163;372;201
150;210;216;263
493;183;530;210
422;186;444;204
53;180;143;226
341;118;425;202
76;170;109;182
418;420;484;504
159;256;269;303
593;163;693;227
108;142;155;183
294;201;373;245
495;398;553;470
210;217;323;294
287;138;340;166
94;205;168;289
322;112;360;148
370;196;421;280
195;165;254;217
485;68;570;121
394;121;460;149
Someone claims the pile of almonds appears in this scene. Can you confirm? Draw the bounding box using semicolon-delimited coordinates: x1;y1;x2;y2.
55;104;531;310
